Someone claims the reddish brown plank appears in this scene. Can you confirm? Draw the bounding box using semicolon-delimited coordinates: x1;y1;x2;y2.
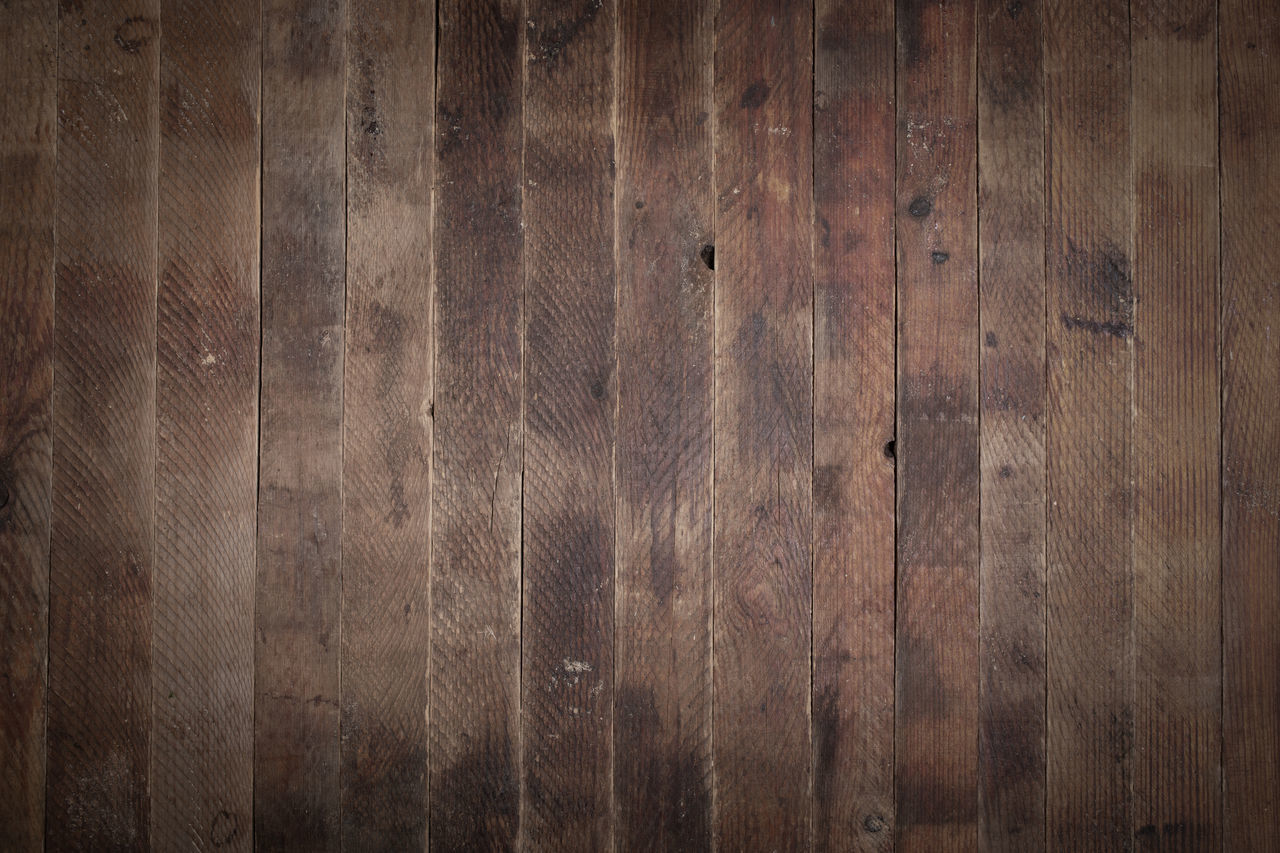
976;0;1046;848
428;1;524;848
712;0;814;847
811;0;896;849
1043;0;1134;848
46;1;158;847
340;1;435;848
614;0;714;848
255;0;346;847
152;0;259;848
0;2;55;848
893;0;980;848
520;1;617;847
1131;0;1221;847
1221;0;1280;847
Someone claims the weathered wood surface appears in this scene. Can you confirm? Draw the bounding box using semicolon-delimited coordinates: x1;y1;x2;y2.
255;0;347;848
0;0;1273;846
47;1;159;848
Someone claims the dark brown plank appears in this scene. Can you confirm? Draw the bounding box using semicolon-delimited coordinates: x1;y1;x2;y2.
614;0;714;848
428;1;524;848
255;0;346;847
1130;0;1221;847
521;1;616;847
1043;0;1133;848
893;0;979;848
0;2;55;848
340;1;434;848
1221;0;1280;847
811;0;896;849
975;0;1046;848
712;0;813;847
46;1;158;847
152;0;259;848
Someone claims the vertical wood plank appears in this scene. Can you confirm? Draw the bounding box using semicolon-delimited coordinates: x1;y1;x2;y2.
428;1;524;848
811;0;896;849
255;0;346;847
614;0;714;848
1221;0;1280;847
1043;0;1134;848
712;0;814;847
0;2;55;848
46;0;158;848
976;0;1046;848
893;0;979;848
521;1;617;847
153;0;260;848
1131;0;1221;847
340;1;434;848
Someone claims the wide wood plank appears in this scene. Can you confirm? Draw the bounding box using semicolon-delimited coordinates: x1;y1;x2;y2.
428;1;524;848
976;0;1046;848
893;0;979;848
255;0;346;847
0;3;55;848
152;1;259;848
712;0;813;847
1043;0;1134;848
46;1;159;847
1131;0;1221;847
811;0;896;849
521;1;617;848
614;0;714;848
340;1;434;848
1221;0;1280;847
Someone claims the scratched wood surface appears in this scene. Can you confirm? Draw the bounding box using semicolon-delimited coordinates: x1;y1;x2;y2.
1;0;1277;849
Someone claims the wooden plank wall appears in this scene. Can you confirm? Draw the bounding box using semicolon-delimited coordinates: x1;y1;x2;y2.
2;0;1278;849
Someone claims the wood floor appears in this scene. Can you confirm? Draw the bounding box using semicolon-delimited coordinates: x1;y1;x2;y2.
1;0;1277;849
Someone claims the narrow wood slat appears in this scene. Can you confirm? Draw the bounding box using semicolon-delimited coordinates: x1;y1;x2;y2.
1221;0;1280;847
893;0;980;848
712;0;814;847
153;0;260;849
0;3;56;848
340;0;435;848
46;1;159;848
428;1;524;848
976;0;1047;848
521;1;617;847
811;0;896;849
255;0;346;847
614;0;714;847
1044;0;1134;848
1130;0;1221;847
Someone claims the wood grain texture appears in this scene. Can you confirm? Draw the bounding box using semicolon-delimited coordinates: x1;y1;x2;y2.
712;0;814;847
340;1;434;849
428;1;524;849
255;0;346;848
893;0;979;848
153;1;259;849
46;1;159;848
521;2;616;848
1043;0;1133;848
1131;0;1221;847
0;2;55;848
976;0;1046;848
811;0;896;849
614;0;714;847
1221;0;1280;848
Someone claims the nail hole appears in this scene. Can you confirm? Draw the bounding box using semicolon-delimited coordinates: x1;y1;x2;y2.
700;244;715;270
883;439;895;460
